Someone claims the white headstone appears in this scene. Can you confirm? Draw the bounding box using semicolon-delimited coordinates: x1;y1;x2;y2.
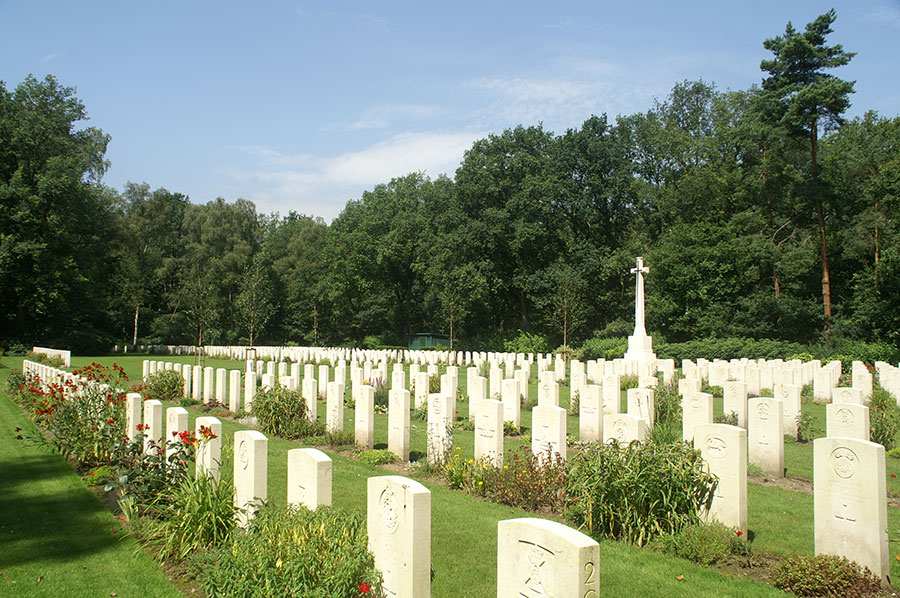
626;388;654;427
427;393;453;465
501;378;521;429
695;423;747;534
532;405;566;463
388;388;411;461
722;380;748;428
142;399;163;455
367;476;431;598
165;407;189;462
228;370;242;412
233;430;267;528
287;448;332;509
601;374;621;414
475;398;504;467
825;402;870;441
748;397;784;478
602;414;646;444
195;416;222;481
125;392;142;442
682;392;713;443
814;437;889;585
579;384;603;442
496;518;600;598
355;384;375;450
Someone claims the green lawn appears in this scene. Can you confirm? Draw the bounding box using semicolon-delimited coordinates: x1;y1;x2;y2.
0;362;182;598
4;353;897;596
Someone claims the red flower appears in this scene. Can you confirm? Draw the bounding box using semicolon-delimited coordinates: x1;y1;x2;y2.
735;530;744;536
107;419;115;424
358;582;371;594
892;474;897;479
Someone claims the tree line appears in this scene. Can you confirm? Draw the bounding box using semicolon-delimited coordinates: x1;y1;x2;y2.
1;10;898;354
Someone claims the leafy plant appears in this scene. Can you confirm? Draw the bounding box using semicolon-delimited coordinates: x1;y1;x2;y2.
797;413;821;443
656;521;749;566
25;351;66;367
252;385;323;440
715;411;739;426
504;330;550;354
772;554;882;597
869;389;900;449
198;504;383;598
620;375;639;391
565;441;716;546
358;449;400;466
503;421;521;436
143;369;185;402
141;472;237;562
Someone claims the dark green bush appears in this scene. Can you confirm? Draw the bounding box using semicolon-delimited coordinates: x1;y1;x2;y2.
199;504;382;598
656;337;806;361
869;390;900;449
657;521;749;566
251;386;323;440
772;554;882;597
144;370;185;402
503;330;550;354
565;441;716;546
581;336;627;360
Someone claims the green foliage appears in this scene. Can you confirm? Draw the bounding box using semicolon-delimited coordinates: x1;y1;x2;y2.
358;449;399;466
581;336;627;360
141;473;237;562
656;338;807;361
503;330;550;354
84;465;115;487
797;413;821;443
656;521;749;566
143;370;185;403
772;554;882;597
372;378;388;409
251;385;323;440
565;441;717;546
620;375;639;391
24;351;66;367
715;411;739;426
701;383;724;398
886;447;900;460
503;421;521;436
443;448;567;512
868;390;900;449
199;504;382;598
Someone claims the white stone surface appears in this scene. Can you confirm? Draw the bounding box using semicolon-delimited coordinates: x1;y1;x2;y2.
722;381;748;428
355;384;375;450
682;392;713;443
496;518;600;598
532;405;566;463
228;370;241;412
233;430;267;528
695;423;747;534
367;475;431;598
326;381;344;433
602;374;621;414
833;387;863;405
165;407;189;461
538;380;559;407
125;392;142;442
579;384;603;442
602;413;646;444
388;388;411;461
501;378;521;429
826;402;870;441
775;383;802;439
427;393;454;465
287;447;332;509
143;399;163;455
626;388;654;427
195;416;222;481
748;397;784;478
244;370;256;413
475;398;504;467
814;437;889;585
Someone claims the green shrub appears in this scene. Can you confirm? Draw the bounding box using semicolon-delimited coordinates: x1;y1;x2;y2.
620;375;639;391
372;378;388;409
647;420;682;446
701;383;724;398
657;521;749;566
199;504;382;598
84;465;115;487
144;369;185;402
581;336;627;360
4;368;25;398
869;390;900;449
657;337;806;361
715;411;739;426
252;385;323;440
503;421;521;436
886;447;900;460
772;554;882;597
797;412;821;443
476;449;567;511
25;350;66;368
566;441;716;546
142;472;237;562
504;330;550;354
358;449;399;466
653;383;682;426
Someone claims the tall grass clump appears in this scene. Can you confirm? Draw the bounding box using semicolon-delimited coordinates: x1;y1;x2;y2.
198;504;382;598
869;389;900;449
142;369;185;402
252;385;323;440
565;441;716;546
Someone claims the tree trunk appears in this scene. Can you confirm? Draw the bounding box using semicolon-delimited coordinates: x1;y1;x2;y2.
133;305;140;345
811;121;832;339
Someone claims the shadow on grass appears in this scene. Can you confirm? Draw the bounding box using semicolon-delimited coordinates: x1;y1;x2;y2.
0;454;121;568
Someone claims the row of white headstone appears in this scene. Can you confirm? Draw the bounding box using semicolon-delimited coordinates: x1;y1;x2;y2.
124;389;600;598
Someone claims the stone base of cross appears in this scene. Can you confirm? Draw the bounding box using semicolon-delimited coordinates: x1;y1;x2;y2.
624;333;656;363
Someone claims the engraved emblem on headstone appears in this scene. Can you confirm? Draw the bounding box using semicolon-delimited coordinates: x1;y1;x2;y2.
520;542;554;598
757;402;770;420
380;489;400;534
836;408;854;426
830;447;859;479
705;435;727;459
690;396;701;412
614;420;626;442
238;439;249;470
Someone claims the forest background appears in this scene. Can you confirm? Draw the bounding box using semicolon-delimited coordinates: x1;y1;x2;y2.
1;11;898;362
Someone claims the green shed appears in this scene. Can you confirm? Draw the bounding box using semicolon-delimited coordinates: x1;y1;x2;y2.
408;333;451;350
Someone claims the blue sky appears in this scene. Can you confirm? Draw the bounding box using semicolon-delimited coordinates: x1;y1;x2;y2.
3;1;899;221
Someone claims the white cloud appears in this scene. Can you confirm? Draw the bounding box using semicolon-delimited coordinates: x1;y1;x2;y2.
226;130;483;220
39;52;60;63
865;5;900;29
345;104;444;131
469;75;661;131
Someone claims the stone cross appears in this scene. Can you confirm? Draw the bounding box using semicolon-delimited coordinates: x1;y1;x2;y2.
630;256;649;336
